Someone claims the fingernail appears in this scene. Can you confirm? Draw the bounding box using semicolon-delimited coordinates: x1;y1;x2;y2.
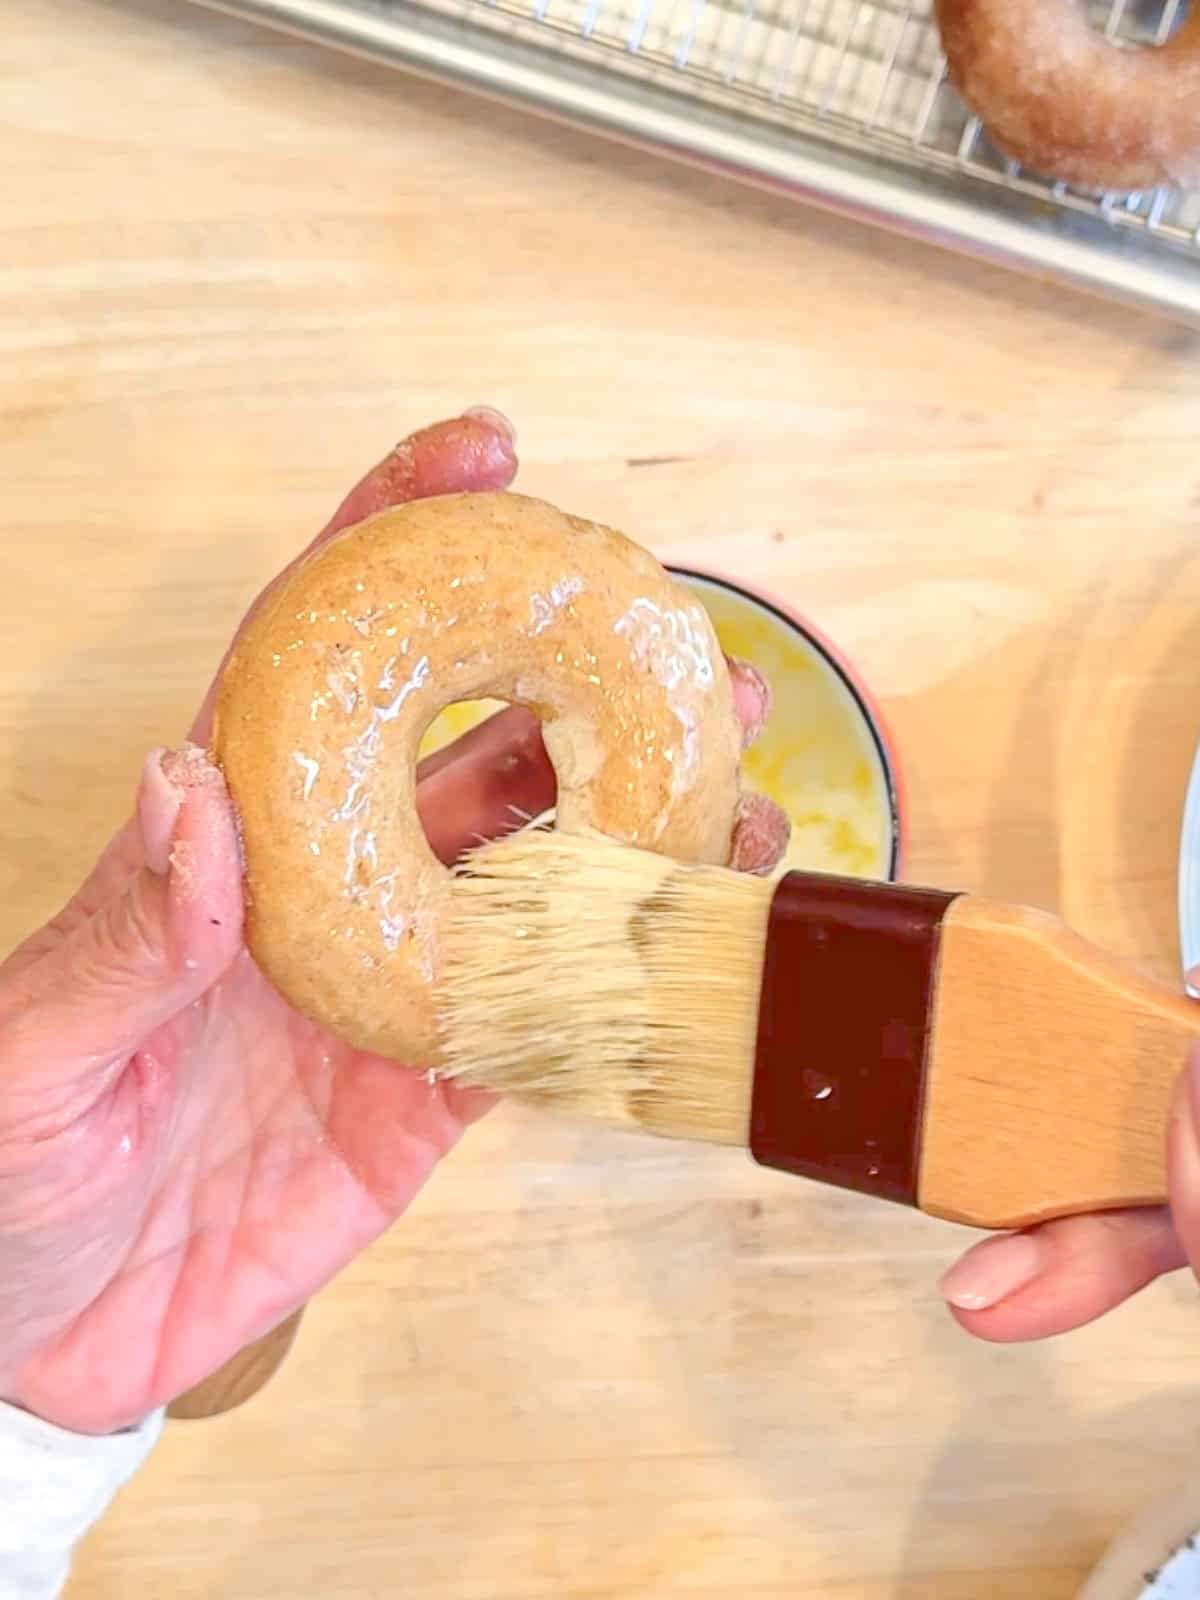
139;746;226;877
728;791;790;875
727;657;772;750
138;750;184;876
939;1233;1047;1311
464;406;517;447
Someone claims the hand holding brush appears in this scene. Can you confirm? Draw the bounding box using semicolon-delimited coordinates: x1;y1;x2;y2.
437;828;1200;1340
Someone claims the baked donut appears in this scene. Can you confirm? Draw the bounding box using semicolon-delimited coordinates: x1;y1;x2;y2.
936;0;1200;190
213;492;742;1063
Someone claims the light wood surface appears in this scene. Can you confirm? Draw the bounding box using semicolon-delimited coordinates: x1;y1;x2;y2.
5;1;1200;1595
924;897;1200;1229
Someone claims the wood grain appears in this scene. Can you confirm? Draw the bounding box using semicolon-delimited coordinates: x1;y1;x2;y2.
5;0;1200;1595
923;897;1200;1228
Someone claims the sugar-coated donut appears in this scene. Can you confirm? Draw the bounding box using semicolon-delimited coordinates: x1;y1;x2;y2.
936;0;1200;190
213;492;742;1063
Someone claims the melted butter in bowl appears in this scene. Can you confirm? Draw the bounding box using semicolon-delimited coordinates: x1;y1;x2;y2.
418;698;506;761
671;569;900;882
417;570;901;883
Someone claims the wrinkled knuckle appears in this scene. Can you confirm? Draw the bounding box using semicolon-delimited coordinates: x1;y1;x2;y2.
95;877;171;986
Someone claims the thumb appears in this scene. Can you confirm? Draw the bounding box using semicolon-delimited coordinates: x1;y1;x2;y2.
1;747;243;1075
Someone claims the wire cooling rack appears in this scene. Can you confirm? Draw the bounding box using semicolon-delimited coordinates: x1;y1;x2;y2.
193;0;1200;322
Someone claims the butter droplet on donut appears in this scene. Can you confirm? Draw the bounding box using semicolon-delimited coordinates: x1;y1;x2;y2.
528;576;583;637
325;663;359;716
293;751;320;799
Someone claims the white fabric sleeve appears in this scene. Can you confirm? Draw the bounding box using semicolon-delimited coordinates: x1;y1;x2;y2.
0;1401;164;1599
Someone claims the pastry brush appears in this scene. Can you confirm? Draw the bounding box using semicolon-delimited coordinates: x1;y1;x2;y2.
436;829;1200;1230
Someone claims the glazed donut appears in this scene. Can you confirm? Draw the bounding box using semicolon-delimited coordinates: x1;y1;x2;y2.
213;491;742;1063
936;0;1200;190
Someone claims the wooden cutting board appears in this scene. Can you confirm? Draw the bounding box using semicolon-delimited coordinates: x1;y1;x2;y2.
8;1;1200;1597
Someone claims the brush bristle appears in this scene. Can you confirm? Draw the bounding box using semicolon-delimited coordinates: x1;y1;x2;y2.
436;829;773;1146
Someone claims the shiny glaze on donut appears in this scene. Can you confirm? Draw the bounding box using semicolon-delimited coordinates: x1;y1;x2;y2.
212;492;742;1063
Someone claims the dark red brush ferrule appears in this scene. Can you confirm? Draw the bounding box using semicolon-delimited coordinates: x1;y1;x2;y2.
749;873;960;1206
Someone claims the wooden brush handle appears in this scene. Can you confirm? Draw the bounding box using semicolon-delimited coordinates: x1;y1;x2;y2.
166;1308;305;1421
920;897;1200;1230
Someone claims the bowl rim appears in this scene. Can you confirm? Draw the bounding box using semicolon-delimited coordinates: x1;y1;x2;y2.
668;563;905;882
1076;1469;1200;1599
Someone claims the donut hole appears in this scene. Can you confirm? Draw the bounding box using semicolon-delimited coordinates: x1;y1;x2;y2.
416;697;557;865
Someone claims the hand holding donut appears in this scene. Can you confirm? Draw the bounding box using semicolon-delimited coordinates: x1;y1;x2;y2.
0;412;787;1436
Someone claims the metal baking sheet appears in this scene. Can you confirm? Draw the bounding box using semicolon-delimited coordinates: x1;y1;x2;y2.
190;0;1200;323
